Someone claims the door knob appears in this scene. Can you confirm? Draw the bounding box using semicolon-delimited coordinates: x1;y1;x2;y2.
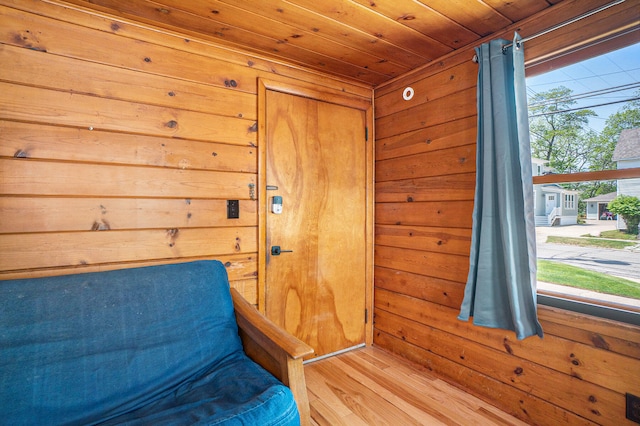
271;246;293;256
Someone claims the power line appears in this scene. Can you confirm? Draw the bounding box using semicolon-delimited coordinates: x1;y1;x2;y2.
528;82;640;107
527;66;640;88
528;96;640;118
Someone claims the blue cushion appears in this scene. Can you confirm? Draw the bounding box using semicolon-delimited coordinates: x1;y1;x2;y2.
0;261;299;425
102;355;299;426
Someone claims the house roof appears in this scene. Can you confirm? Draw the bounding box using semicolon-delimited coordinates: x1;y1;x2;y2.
539;184;579;195
612;128;640;161
583;191;617;203
61;0;639;86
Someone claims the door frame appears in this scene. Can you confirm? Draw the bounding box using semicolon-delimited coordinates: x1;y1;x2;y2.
257;77;374;347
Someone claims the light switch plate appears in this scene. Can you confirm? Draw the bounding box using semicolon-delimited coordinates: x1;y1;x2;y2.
227;200;239;219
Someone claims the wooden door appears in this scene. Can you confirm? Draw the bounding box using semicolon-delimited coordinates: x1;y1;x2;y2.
264;89;367;359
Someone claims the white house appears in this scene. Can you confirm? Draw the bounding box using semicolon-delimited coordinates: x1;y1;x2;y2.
532;157;580;227
612;128;640;231
583;192;617;220
531;157;552;177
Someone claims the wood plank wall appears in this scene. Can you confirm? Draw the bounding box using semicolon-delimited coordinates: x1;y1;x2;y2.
0;0;372;304
372;1;640;424
3;0;640;424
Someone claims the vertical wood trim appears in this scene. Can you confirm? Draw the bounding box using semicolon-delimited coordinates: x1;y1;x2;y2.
365;102;375;346
257;78;374;344
257;78;269;313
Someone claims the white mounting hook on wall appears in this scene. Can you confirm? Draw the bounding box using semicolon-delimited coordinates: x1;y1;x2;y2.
402;87;414;101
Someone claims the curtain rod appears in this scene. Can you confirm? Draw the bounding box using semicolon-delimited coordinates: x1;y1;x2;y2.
472;0;625;62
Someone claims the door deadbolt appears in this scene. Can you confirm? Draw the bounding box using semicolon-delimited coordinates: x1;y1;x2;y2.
271;246;293;256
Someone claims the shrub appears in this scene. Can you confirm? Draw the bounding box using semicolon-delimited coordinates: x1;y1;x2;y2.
608;195;640;234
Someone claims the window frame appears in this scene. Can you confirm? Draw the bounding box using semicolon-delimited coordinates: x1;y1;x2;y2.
518;0;640;324
532;169;640;325
563;194;575;210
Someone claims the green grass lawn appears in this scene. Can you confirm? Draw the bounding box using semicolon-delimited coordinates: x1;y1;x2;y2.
598;230;639;240
546;235;637;250
537;260;640;300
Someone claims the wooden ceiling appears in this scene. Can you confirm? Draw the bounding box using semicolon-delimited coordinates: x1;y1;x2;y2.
62;0;634;86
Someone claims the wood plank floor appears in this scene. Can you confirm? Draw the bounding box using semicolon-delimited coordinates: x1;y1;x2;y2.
305;346;528;425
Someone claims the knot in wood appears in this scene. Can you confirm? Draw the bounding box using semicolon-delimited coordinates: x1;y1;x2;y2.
398;14;415;21
91;220;110;231
503;338;514;355
591;334;609;350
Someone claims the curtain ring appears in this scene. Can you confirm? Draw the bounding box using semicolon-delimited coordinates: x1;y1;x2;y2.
513;32;522;51
402;87;414;101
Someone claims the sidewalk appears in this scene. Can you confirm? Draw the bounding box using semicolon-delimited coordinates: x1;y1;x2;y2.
535;219;640;252
535;219;617;241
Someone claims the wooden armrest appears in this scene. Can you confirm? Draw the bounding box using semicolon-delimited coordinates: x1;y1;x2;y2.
231;288;314;425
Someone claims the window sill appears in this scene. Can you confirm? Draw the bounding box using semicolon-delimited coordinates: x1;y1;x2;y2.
538;289;640;326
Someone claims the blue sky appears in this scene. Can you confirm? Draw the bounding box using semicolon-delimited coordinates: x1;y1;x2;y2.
526;42;640;133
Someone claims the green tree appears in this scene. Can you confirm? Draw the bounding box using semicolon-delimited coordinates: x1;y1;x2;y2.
608;195;640;235
528;86;596;174
590;93;640;173
528;88;640;203
580;93;640;200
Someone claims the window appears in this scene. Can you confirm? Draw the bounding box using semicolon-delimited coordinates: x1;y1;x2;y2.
563;194;575;210
526;42;640;324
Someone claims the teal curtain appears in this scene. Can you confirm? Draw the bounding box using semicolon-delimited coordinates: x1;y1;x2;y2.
458;34;543;340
